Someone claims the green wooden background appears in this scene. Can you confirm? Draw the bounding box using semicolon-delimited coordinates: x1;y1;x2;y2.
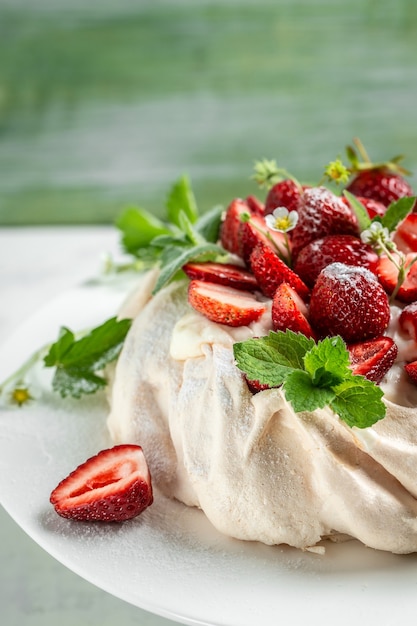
1;0;417;225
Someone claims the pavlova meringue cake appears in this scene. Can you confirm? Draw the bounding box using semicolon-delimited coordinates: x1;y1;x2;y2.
106;145;417;554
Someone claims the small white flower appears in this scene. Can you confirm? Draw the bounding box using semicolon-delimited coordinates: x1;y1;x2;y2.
265;207;299;233
360;221;390;246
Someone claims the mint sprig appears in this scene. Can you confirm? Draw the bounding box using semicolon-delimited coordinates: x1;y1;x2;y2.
116;175;226;292
43;317;132;398
233;330;385;429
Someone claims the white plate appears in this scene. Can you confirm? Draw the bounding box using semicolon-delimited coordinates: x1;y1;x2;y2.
1;279;417;626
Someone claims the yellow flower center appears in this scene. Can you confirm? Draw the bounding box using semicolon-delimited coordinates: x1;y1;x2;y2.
11;387;32;406
274;216;292;231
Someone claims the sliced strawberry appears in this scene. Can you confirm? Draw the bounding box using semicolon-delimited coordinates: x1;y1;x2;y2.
393;213;417;253
50;445;153;522
183;261;258;291
187;280;267;327
404;360;417;385
376;253;417;303
240;213;287;266
264;179;303;215
294;234;379;288
290;187;359;259
245;194;265;215
399;301;417;339
220;198;251;256
346;168;414;207
348;336;398;384
249;242;310;300
271;282;316;338
309;262;390;342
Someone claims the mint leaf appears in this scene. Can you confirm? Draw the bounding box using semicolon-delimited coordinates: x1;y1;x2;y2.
166;174;198;227
44;317;132;398
195;205;224;243
233;336;298;387
153;242;225;293
284;370;336;412
233;329;386;429
116;206;171;256
381;196;416;233
303;336;349;387
330;376;385;428
343;191;371;232
177;210;206;246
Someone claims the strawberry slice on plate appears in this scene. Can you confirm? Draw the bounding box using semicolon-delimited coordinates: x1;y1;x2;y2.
188;279;267;327
271;283;316;338
404;360;417;385
50;444;153;522
220;198;251;256
183;261;258;291
240;213;287;266
348;336;398;384
399;301;417;339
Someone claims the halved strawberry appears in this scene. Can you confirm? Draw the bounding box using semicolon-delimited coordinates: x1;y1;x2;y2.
309;262;390;342
355;196;387;219
290;187;359;259
240;213;287;266
376;253;417;303
404;360;417;385
393;213;417;253
245;194;265;215
348;336;398;384
271;282;316;338
399;301;417;339
249;242;310;300
293;234;379;288
346;168;414;207
220;198;251;256
183;261;258;291
50;445;153;522
264;179;303;215
187;280;267;327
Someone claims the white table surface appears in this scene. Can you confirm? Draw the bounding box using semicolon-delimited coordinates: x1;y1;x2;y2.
0;227;180;626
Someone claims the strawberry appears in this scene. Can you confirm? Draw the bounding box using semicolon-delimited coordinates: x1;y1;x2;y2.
187;280;267;327
245;194;265;215
345;195;387;219
290;187;359;259
240;213;288;266
271;282;316;338
220;198;251;256
293;234;379;288
376;253;417;303
404;360;417;385
245;377;272;394
348;336;398;384
249;242;310;300
309;262;390;342
393;213;417;253
50;445;153;522
264;179;303;215
345;138;414;207
399;301;417;339
346;168;414;207
183;261;258;291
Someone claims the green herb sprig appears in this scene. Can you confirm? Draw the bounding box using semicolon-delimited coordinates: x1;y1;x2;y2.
115;174;226;293
233;330;385;429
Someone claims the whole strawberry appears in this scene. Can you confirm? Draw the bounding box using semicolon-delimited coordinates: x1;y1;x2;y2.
345;138;414;207
294;234;379;288
290;187;359;259
264;179;303;215
309;262;390;343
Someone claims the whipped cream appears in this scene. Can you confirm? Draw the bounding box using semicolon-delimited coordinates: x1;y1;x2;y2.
107;274;417;554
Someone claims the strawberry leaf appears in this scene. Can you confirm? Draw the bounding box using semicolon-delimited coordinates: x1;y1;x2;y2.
343;191;371;232
381;196;416;233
